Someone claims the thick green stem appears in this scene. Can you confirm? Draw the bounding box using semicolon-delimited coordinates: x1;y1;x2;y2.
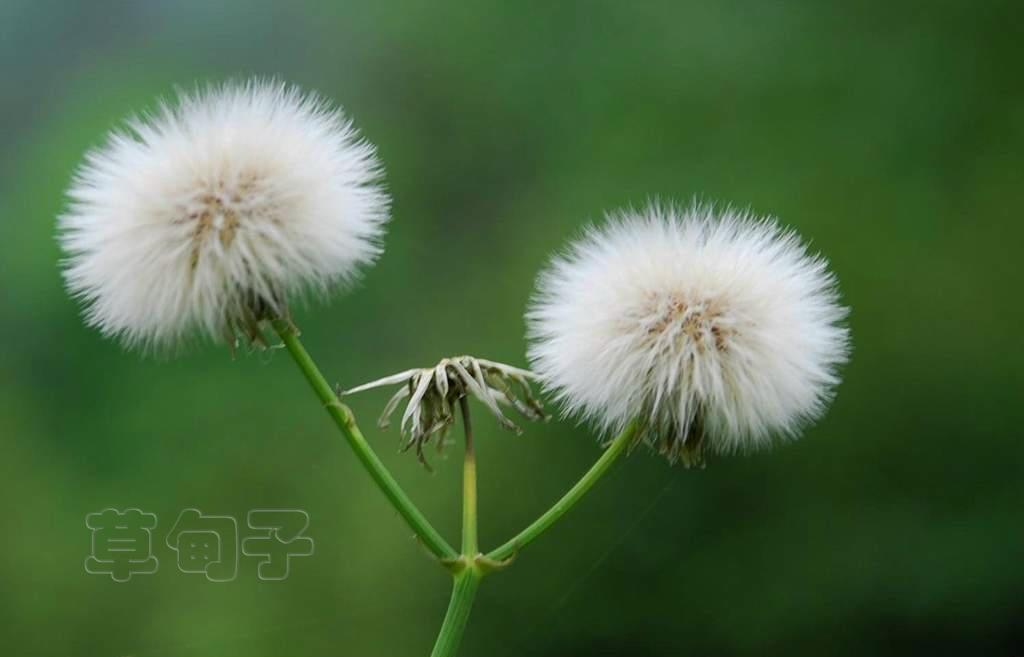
430;568;482;657
485;419;640;562
271;319;457;561
459;395;478;556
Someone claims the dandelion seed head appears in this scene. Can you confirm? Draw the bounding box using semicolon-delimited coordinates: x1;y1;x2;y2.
58;79;389;351
527;203;850;462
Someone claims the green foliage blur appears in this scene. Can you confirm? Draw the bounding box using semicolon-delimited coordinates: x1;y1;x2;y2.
1;1;1022;655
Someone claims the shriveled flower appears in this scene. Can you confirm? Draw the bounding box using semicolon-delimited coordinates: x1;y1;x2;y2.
58;79;389;351
527;203;850;466
342;357;548;467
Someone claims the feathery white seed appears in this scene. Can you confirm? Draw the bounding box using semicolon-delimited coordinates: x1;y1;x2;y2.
527;203;850;460
58;79;390;350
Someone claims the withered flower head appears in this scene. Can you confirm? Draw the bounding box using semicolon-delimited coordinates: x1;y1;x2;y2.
342;357;548;467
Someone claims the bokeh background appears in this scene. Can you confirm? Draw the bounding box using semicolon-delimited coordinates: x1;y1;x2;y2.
2;1;1022;655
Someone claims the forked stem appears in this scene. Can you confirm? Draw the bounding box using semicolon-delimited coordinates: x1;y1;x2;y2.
275;323;641;657
271;319;458;562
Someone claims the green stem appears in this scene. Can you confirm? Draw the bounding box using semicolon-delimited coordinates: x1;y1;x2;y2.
459;395;478;556
430;568;482;657
485;419;640;562
271;319;457;562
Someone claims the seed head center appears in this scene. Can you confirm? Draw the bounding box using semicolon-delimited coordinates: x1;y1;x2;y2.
647;295;729;352
186;188;246;271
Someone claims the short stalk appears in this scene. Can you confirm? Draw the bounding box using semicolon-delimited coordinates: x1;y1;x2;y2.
271;319;457;562
485;419;640;562
459;395;478;556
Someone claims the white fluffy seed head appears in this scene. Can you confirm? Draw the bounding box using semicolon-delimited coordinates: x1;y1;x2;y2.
58;79;390;351
527;203;850;462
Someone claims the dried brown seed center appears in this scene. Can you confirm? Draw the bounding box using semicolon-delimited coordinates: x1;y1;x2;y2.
647;295;730;352
184;181;255;271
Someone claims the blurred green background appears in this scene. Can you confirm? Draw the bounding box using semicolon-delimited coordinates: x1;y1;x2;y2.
2;1;1022;655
